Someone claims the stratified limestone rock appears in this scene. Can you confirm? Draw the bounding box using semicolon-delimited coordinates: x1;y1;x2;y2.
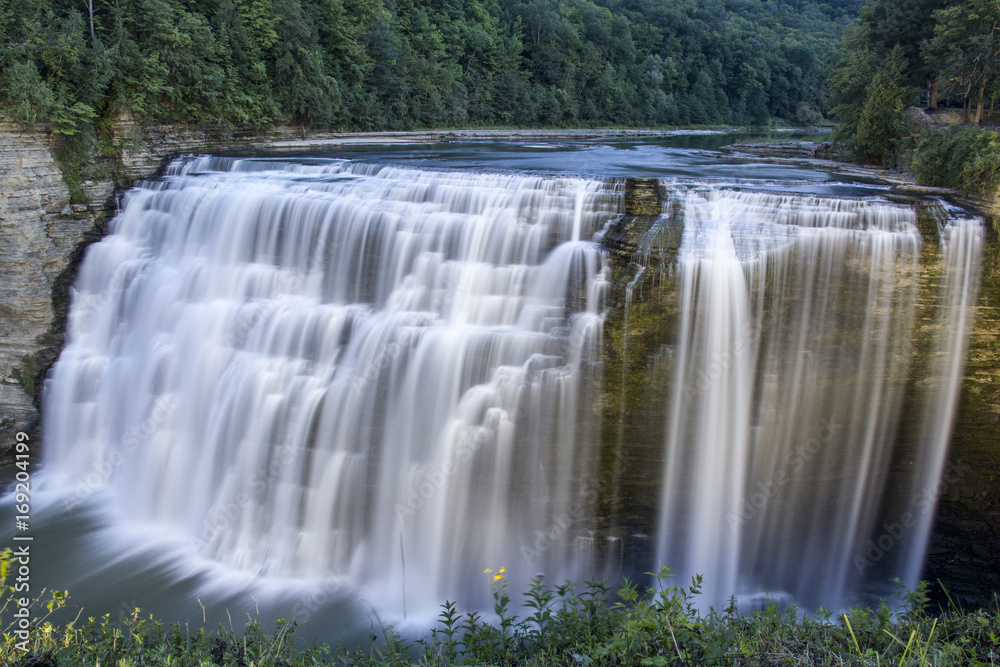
623;178;663;216
0;122;112;450
0;121;289;454
721;140;832;159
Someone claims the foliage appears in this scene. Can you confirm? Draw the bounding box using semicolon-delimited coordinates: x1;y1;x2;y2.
912;126;1000;198
851;45;912;166
3;559;1000;666
924;0;1000;123
827;21;879;150
0;61;54;123
828;0;1000;167
0;0;855;133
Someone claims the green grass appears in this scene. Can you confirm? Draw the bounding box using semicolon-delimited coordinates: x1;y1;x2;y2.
2;561;998;666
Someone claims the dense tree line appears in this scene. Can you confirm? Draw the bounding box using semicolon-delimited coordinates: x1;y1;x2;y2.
827;0;1000;167
1;0;857;133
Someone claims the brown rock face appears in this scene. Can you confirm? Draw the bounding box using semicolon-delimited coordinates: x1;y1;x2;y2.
0;123;112;450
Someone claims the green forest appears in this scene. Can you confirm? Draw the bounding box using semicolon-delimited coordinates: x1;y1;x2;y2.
828;0;1000;176
6;0;1000;195
1;0;859;132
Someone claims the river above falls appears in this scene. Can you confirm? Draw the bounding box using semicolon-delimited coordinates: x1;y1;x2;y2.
225;131;886;195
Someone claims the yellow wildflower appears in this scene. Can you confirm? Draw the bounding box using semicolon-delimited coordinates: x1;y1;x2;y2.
494;572;504;581
484;568;493;573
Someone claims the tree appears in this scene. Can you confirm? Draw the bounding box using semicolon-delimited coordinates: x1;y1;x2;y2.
270;0;341;128
853;46;911;167
827;21;882;151
211;0;279;125
82;0;95;42
860;0;946;95
924;0;1000;123
1;61;54;123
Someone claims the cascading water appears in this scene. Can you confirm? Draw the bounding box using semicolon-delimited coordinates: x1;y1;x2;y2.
654;189;982;609
44;156;619;619
37;152;983;625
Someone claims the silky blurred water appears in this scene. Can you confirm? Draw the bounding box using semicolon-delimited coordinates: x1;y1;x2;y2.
1;137;983;642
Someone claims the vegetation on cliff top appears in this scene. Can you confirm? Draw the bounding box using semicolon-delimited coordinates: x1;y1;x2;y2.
827;0;1000;199
0;0;857;134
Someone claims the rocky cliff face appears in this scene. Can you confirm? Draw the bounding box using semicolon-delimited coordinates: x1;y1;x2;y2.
0;123;112;448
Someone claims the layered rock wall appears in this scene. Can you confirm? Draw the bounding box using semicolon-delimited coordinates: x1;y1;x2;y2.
0;123;112;447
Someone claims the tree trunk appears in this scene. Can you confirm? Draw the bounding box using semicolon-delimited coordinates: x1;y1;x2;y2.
84;0;95;42
976;82;986;124
929;78;938;109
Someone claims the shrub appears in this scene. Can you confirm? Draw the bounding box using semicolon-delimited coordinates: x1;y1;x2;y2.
2;558;999;666
912;126;1000;198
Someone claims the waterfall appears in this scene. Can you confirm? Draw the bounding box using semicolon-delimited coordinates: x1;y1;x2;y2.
900;210;983;587
654;188;981;609
44;156;619;618
41;156;982;621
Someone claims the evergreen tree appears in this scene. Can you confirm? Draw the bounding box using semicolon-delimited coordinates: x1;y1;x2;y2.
853;46;911;167
1;61;54;122
270;0;341;128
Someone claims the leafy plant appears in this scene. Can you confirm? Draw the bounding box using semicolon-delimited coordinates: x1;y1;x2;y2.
3;565;1000;665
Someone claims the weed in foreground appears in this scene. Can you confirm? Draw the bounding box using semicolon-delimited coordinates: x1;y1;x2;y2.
1;553;998;666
